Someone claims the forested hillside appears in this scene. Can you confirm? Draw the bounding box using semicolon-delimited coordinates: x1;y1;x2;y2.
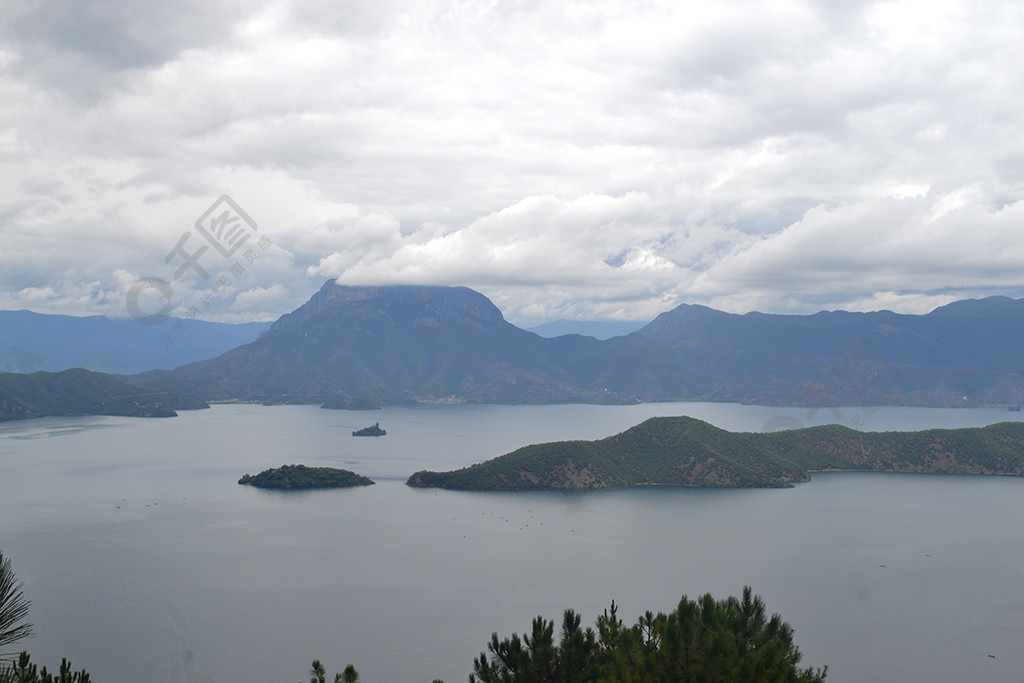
407;417;1024;489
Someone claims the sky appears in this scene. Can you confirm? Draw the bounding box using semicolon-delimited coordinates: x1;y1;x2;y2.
2;0;1023;326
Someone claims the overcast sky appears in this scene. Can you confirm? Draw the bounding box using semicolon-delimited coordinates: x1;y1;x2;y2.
2;0;1023;326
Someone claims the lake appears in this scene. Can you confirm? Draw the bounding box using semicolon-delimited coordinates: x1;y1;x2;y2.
1;402;1023;682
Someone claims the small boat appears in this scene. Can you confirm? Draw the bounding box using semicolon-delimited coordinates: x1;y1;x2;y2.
352;422;387;437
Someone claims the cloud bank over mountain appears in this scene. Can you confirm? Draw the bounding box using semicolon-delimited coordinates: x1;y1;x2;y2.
2;0;1023;325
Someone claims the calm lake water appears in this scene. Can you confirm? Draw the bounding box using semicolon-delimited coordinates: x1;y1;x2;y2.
1;402;1023;682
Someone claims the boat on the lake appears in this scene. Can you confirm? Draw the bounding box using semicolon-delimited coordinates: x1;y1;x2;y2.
353;422;387;437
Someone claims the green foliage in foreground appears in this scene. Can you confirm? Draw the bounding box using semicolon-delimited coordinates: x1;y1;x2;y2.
0;552;32;655
0;652;90;683
239;464;375;490
7;545;822;683
306;659;359;683
469;587;826;683
408;416;1024;490
303;588;824;682
1;551;90;682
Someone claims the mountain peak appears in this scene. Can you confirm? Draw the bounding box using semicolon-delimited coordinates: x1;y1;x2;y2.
268;281;508;335
634;302;730;339
928;296;1024;317
156;282;616;405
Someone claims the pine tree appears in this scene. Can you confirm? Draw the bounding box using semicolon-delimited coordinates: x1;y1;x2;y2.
0;551;33;656
310;659;327;683
0;652;91;683
469;587;827;683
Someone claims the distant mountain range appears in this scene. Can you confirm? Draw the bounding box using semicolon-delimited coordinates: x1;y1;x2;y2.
6;282;1021;422
527;319;648;339
141;283;627;406
0;310;270;374
138;280;1024;408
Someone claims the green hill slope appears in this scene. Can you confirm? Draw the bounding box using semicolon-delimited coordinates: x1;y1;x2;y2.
407;417;1024;490
0;368;208;420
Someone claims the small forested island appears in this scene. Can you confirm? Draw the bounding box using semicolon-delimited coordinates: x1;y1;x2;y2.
352;422;386;437
406;416;1024;490
238;464;374;490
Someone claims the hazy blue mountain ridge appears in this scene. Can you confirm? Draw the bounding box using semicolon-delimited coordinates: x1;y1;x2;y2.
0;310;270;374
527;319;648;339
141;282;1024;408
635;297;1024;405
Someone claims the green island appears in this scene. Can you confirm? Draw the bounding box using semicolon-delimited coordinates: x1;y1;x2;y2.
406;416;1024;490
352;422;386;436
238;464;374;490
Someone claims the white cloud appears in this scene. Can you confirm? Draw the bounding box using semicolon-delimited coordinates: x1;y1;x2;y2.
226;282;293;321
689;194;1024;312
1;0;1023;325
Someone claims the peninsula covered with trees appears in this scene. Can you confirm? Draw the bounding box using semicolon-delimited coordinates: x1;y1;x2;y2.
407;416;1024;490
238;465;374;490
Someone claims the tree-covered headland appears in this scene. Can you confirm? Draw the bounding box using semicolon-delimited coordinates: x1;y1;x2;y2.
408;416;1024;490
